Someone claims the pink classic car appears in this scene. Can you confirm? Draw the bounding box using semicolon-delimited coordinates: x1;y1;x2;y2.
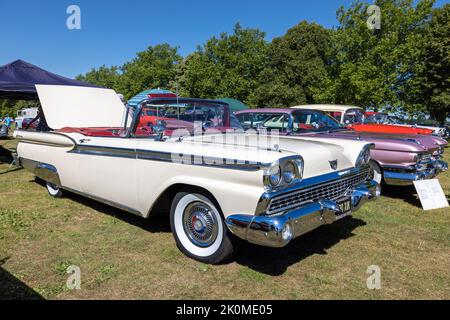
236;108;448;188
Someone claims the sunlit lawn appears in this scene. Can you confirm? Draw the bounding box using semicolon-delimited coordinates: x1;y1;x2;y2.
0;138;449;299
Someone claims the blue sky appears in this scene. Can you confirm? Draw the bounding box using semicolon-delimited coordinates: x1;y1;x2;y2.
0;0;447;78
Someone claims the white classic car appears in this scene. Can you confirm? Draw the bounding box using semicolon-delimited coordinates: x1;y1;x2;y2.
14;85;380;264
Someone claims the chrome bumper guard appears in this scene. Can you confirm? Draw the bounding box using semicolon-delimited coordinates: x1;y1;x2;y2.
383;159;448;186
226;180;380;248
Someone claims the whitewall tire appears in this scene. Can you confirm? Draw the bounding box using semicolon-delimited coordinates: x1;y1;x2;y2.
46;182;64;198
170;192;235;264
369;161;383;188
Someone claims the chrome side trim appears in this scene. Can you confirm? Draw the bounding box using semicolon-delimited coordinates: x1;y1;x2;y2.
69;144;267;171
61;187;143;217
20;158;61;186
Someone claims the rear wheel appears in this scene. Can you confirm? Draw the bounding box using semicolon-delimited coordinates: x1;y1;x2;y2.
46;182;64;198
170;192;235;264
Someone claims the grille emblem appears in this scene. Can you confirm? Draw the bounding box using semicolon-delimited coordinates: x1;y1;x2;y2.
329;160;338;170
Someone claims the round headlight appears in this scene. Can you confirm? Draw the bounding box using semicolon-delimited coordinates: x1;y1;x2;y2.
268;165;281;186
283;161;297;184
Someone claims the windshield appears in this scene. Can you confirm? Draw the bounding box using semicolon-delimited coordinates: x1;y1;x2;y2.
343;108;365;124
136;100;242;132
236;110;343;133
291;110;343;132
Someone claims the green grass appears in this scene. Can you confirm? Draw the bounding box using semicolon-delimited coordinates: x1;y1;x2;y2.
0;138;449;299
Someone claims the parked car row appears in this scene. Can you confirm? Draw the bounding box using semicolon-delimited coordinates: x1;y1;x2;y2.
13;85;447;264
235;108;447;188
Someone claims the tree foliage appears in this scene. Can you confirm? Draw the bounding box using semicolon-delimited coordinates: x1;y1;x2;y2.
76;44;181;100
3;1;448;122
405;4;450;124
251;21;332;107
177;24;269;106
325;0;435;111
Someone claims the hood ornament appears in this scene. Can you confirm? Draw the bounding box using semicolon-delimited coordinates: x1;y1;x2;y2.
329;160;338;170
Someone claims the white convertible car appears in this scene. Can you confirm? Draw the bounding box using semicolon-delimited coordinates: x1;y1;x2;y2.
14;85;380;264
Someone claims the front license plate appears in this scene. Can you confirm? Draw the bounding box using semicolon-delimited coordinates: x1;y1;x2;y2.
336;198;352;219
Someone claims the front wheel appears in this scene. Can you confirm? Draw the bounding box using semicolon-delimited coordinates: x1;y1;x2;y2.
170;192;235;264
46;182;64;198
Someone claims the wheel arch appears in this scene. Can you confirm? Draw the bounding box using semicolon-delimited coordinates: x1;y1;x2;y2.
145;183;222;218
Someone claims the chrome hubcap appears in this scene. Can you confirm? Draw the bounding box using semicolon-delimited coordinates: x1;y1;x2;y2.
183;202;218;247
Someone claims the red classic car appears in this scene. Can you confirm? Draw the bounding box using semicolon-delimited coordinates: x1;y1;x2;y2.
137;107;171;128
291;105;434;135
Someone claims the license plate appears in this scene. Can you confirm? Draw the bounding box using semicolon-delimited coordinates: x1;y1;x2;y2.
336;198;352;219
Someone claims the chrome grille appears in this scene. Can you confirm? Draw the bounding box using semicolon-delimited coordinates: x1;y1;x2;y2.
267;168;371;215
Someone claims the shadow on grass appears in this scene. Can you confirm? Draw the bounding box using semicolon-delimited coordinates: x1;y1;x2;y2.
0;257;44;300
382;184;422;208
0;146;13;164
43;183;172;234
233;217;366;276
33;180;366;276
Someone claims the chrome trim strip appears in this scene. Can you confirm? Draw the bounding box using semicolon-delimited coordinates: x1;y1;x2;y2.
69;144;267;171
20;157;61;186
383;160;448;186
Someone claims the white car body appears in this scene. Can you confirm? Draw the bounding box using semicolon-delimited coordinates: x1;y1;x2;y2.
14;86;379;263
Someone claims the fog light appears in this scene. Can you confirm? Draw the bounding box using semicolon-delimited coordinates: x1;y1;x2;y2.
282;223;293;242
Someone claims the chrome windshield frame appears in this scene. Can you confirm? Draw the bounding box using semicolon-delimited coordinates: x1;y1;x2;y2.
124;97;231;138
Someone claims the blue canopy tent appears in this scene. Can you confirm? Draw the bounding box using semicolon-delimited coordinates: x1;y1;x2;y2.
0;59;100;100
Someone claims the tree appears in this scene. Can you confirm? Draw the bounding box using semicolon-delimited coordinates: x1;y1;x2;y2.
405;4;450;125
76;65;121;92
119;44;181;99
251;21;332;107
325;0;435;110
77;44;181;100
177;24;269;106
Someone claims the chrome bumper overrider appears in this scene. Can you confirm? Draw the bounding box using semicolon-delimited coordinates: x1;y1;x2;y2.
226;180;380;248
383;160;448;186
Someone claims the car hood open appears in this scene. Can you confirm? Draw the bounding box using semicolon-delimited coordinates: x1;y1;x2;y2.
36;85;128;130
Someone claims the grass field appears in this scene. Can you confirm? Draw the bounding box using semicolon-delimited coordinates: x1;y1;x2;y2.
0;138;449;300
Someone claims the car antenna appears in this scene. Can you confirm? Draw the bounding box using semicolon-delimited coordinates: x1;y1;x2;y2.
176;81;179;105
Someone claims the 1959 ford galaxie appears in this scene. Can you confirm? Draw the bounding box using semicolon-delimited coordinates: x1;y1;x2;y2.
14;85;379;264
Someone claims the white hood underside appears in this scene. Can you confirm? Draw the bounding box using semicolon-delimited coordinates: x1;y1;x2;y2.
36;85;128;129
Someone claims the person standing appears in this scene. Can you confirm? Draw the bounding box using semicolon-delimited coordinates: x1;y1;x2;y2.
3;114;11;128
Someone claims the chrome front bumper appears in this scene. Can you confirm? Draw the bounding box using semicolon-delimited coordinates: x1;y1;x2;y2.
226;180;380;248
383;159;448;186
